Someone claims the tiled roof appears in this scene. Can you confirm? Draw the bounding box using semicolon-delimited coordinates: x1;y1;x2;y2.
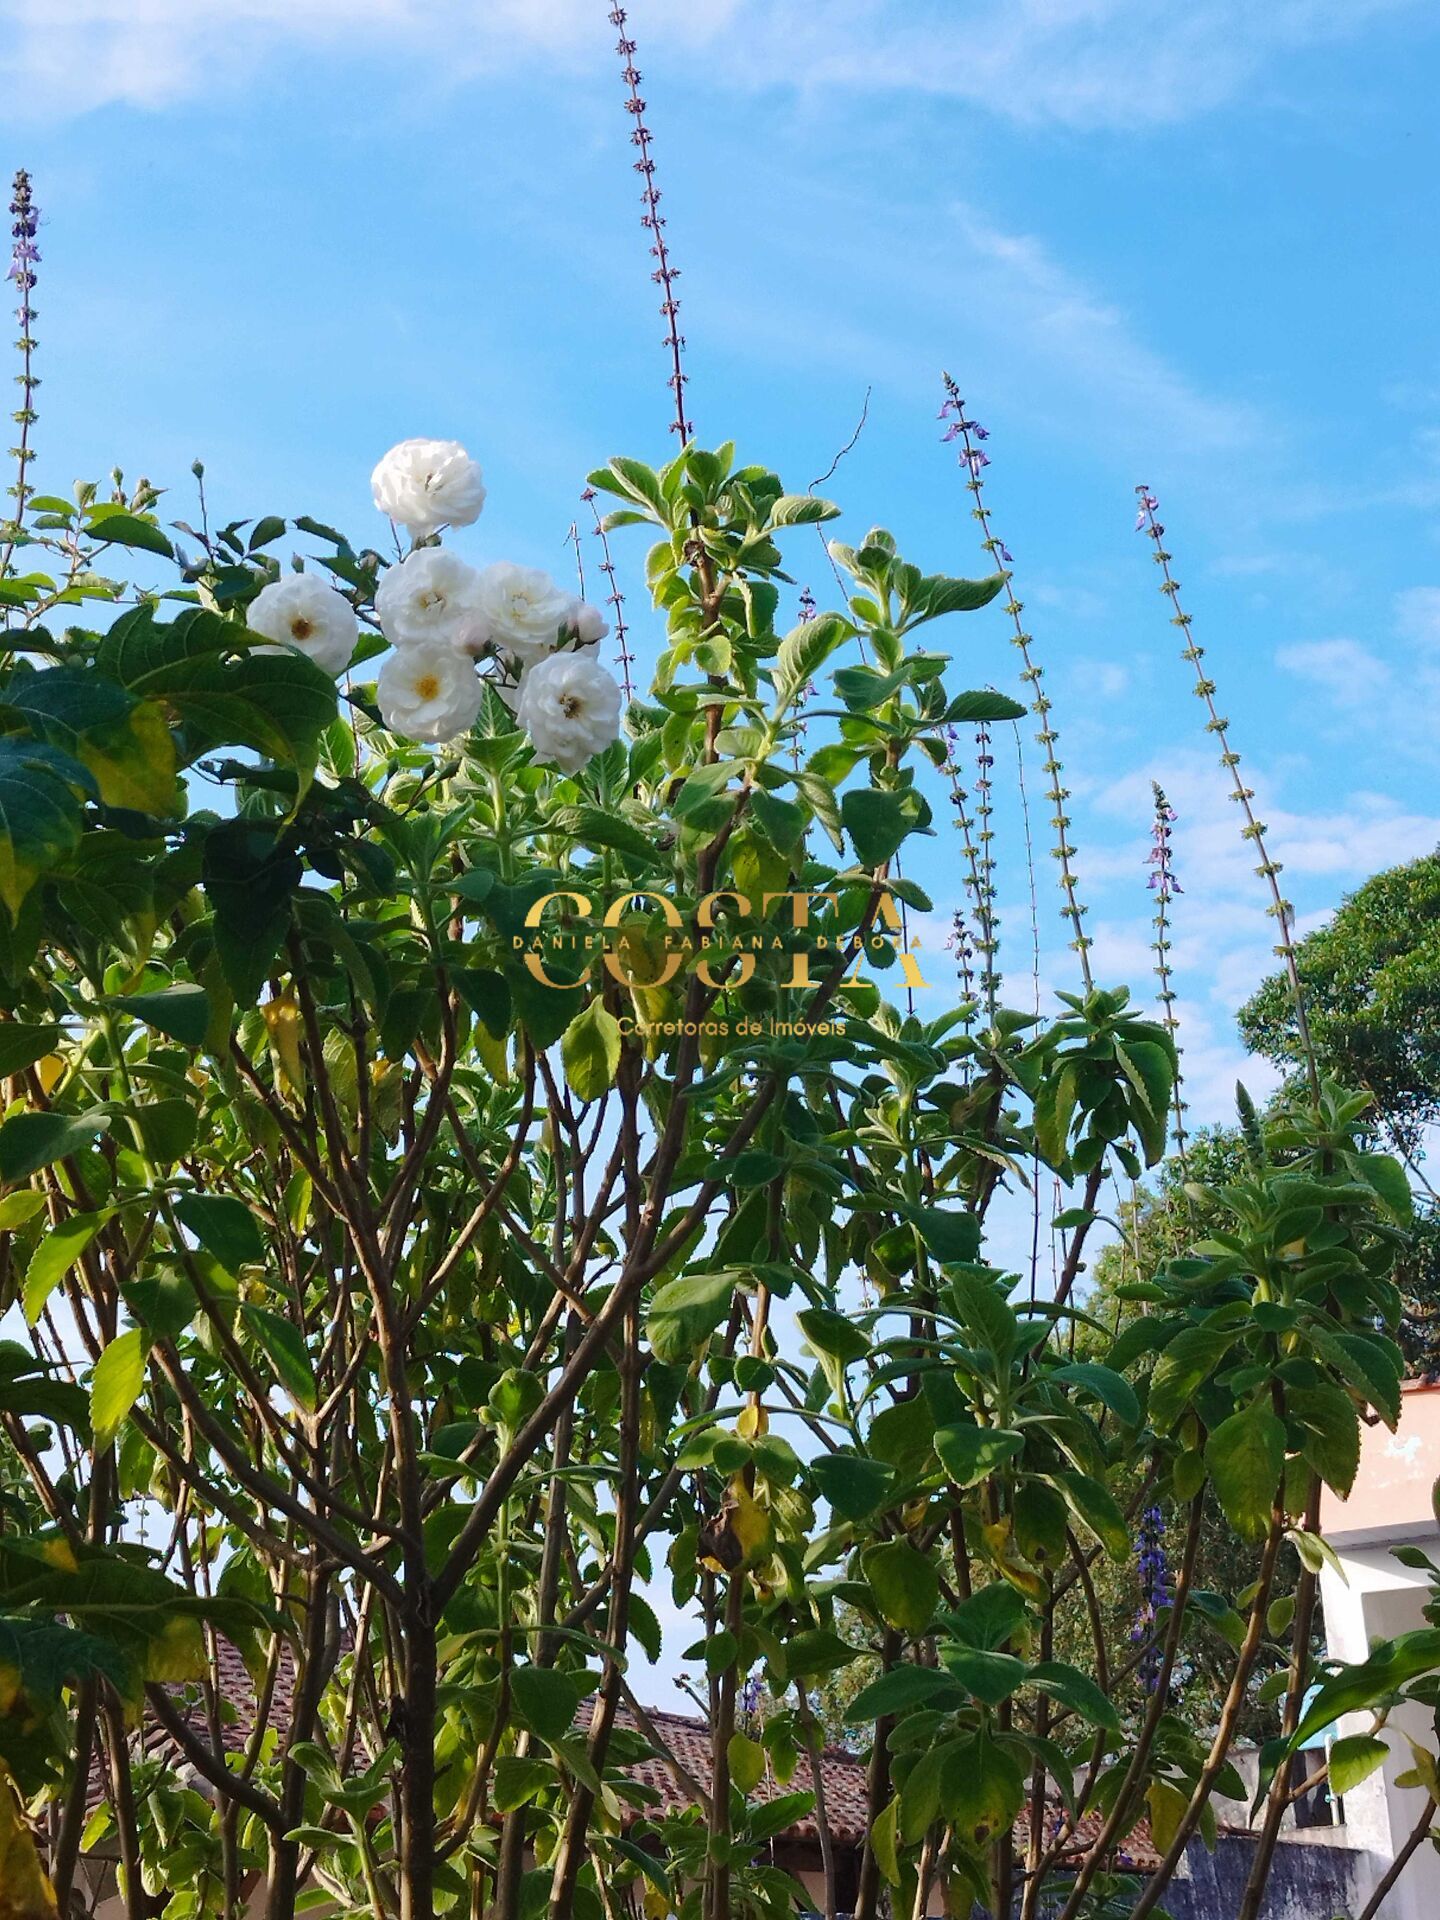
608;1704;871;1843
115;1650;1161;1871
608;1703;1162;1871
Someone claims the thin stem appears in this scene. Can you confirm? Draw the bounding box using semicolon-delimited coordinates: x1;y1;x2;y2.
943;375;1093;984
1;168;40;589
606;7;692;443
582;483;635;699
1136;487;1320;1103
1149;781;1190;1171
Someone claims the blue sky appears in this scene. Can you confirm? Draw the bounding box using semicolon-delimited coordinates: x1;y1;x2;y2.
7;0;1440;1133
8;0;1440;1711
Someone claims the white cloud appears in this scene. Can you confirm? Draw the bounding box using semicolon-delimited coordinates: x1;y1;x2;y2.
1;0;1426;124
704;196;1261;466
1276;636;1389;699
1396;586;1440;649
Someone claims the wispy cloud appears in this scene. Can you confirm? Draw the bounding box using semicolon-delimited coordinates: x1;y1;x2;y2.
3;0;1427;124
1276;590;1440;753
703;195;1261;469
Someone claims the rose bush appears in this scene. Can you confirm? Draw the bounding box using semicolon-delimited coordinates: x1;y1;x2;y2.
0;428;1424;1920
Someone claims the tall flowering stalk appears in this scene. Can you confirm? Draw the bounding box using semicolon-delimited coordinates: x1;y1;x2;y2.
971;718;1003;1012
1;169;39;578
1131;1504;1171;1696
607;8;692;444
942;375;1093;986
581;484;636;699
941;723;988;1024
1135;488;1320;1101
791;584;817;768
1148;781;1189;1166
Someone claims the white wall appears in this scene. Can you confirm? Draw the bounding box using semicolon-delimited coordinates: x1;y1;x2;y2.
1320;1534;1440;1920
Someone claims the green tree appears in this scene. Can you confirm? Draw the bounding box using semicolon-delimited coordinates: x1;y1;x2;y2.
1239;850;1440;1155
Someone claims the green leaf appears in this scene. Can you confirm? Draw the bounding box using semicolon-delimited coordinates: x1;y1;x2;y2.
841;789;911;868
915;575;1007;619
91;1329;147;1448
1148;1323;1239;1431
561;999;621;1103
728;1731;766;1794
107;986;211;1047
945;689;1028;722
173;1192;265;1273
1354;1152;1413;1222
871;1797;901;1888
22;1210;112;1325
493;1755;555;1814
1053;1471;1130;1561
947;1730;1026;1841
862;1540;940;1633
1206;1399;1285;1543
0;736;92;915
98;609;335;781
916;1205;982;1267
1048;1361;1140;1428
0;1110;108;1185
511;1665;585;1745
811;1452;894;1522
1027;1660;1123;1734
549;806;663;869
248;516;287;551
243;1306;317;1412
935;1423;1025;1489
947;1269;1016;1355
774;612;850;706
844;1663;967;1723
769;494;841;528
0;1190;47;1230
948;1583;1029;1652
1328;1733;1389;1796
646;1269;736;1365
937;1644;1027;1707
783;1628;863;1680
796;1307;869;1365
5;669;177;815
0;1023;62;1078
1288;1383;1362;1498
87;511;174;558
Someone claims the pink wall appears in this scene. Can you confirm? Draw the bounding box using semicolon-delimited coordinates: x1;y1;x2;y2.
1320;1382;1440;1547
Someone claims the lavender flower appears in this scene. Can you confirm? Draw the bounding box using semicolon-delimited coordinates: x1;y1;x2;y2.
942;370;1093;984
607;10;691;442
1131;1503;1171;1693
3;169;39;556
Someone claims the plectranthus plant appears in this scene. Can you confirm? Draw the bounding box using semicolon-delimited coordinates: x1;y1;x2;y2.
0;158;1427;1920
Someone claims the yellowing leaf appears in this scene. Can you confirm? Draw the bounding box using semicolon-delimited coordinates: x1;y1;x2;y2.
145;1613;206;1684
727;1481;774;1567
1147;1779;1188;1855
91;1327;148;1449
0;1763;59;1920
263;994;306;1095
736;1401;768;1440
727;1731;766;1795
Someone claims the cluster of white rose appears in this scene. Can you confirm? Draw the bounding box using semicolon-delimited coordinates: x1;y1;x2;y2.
246;438;624;774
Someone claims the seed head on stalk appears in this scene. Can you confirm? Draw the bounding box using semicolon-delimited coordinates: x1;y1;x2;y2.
1;169;41;580
941;374;1093;985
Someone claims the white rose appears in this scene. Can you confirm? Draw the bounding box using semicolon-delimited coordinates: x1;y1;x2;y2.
473;561;575;666
374;547;484;652
371;438;487;537
376;643;484;744
515;651;623;775
567;596;610;646
247;573;357;676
